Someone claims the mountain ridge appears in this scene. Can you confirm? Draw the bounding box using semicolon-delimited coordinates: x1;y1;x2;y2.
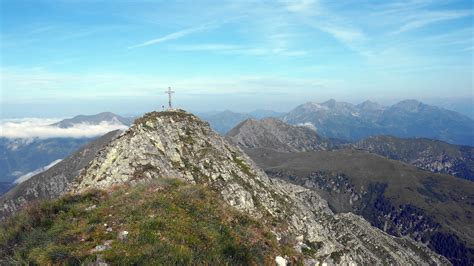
284;99;474;146
0;110;449;265
226;118;334;152
51;112;134;128
355;135;474;181
226;118;474;264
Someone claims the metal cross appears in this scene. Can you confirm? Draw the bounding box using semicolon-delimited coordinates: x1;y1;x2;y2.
165;87;175;109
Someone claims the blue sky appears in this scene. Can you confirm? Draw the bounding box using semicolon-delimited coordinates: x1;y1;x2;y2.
0;0;473;117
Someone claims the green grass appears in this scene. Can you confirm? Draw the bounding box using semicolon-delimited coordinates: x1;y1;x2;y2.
0;178;299;265
232;153;255;178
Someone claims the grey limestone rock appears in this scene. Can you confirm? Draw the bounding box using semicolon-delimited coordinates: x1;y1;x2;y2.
69;110;449;265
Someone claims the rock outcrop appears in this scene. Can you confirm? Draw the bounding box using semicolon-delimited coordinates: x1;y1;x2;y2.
68;110;448;264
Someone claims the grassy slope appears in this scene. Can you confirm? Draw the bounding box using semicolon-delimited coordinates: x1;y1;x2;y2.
355;136;474;181
358;136;468;157
0;178;297;265
245;148;474;245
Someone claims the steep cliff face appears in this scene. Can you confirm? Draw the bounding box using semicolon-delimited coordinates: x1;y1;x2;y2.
67;110;447;264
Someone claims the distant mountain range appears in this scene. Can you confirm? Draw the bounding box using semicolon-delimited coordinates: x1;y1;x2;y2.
202;99;474;146
1;110;448;265
51;112;134;128
1;99;472;197
198;109;285;134
227;118;474;182
227;118;474;265
284;99;474;146
0;112;132;196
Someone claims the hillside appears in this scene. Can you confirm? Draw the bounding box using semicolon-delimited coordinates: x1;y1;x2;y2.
0;180;295;265
0;130;122;218
245;148;474;265
226;118;333;152
224;117;473;182
283;99;474;146
355;135;474;181
0;110;448;265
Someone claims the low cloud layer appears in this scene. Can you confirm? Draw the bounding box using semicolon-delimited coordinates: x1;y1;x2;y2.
0;118;128;139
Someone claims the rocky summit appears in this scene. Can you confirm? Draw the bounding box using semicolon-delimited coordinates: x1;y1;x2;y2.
226;118;334;152
2;110;449;264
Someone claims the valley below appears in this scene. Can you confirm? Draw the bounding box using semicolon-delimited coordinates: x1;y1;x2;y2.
244;148;474;265
1;101;473;265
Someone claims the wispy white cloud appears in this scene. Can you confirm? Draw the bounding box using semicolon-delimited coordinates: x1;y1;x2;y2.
395;10;473;33
373;0;434;16
130;23;215;48
318;24;366;44
172;76;341;94
0;66;341;101
14;159;62;184
275;0;369;55
173;43;241;51
30;25;55;34
280;0;319;14
173;43;308;57
0;118;127;139
0;67;163;100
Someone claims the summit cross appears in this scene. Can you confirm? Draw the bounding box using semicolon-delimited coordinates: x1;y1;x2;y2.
165;87;175;109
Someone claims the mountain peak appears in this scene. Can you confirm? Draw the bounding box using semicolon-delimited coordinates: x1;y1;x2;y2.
133;109;203;127
71;109;268;215
68;110;448;264
392;99;424;110
320;99;356;111
2;109;450;264
321;99;337;108
357;100;382;110
52;112;134;128
226;118;330;152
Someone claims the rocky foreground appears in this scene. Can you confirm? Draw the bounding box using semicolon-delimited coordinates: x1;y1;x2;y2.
1;110;449;265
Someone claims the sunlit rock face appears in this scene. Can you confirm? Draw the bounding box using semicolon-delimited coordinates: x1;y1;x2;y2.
70;110;449;265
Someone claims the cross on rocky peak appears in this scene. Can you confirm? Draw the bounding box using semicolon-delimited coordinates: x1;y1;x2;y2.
165;87;175;110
